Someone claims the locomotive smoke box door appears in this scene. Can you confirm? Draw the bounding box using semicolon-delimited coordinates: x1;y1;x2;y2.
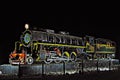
21;30;32;47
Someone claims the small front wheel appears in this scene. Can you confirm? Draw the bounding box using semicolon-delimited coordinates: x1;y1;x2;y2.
26;56;34;64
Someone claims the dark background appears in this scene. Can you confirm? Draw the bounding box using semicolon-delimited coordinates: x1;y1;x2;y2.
0;3;119;64
0;15;119;64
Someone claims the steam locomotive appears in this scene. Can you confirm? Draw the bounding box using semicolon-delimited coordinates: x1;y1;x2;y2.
9;24;116;65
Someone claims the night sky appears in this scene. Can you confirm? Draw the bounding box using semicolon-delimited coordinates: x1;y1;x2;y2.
0;6;119;64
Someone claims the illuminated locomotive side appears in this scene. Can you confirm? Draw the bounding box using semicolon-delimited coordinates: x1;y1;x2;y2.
9;24;116;65
9;24;86;64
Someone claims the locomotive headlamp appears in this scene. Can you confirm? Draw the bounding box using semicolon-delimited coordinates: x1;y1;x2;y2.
25;24;29;29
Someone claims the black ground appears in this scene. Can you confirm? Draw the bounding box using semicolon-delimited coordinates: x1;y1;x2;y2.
0;70;120;80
